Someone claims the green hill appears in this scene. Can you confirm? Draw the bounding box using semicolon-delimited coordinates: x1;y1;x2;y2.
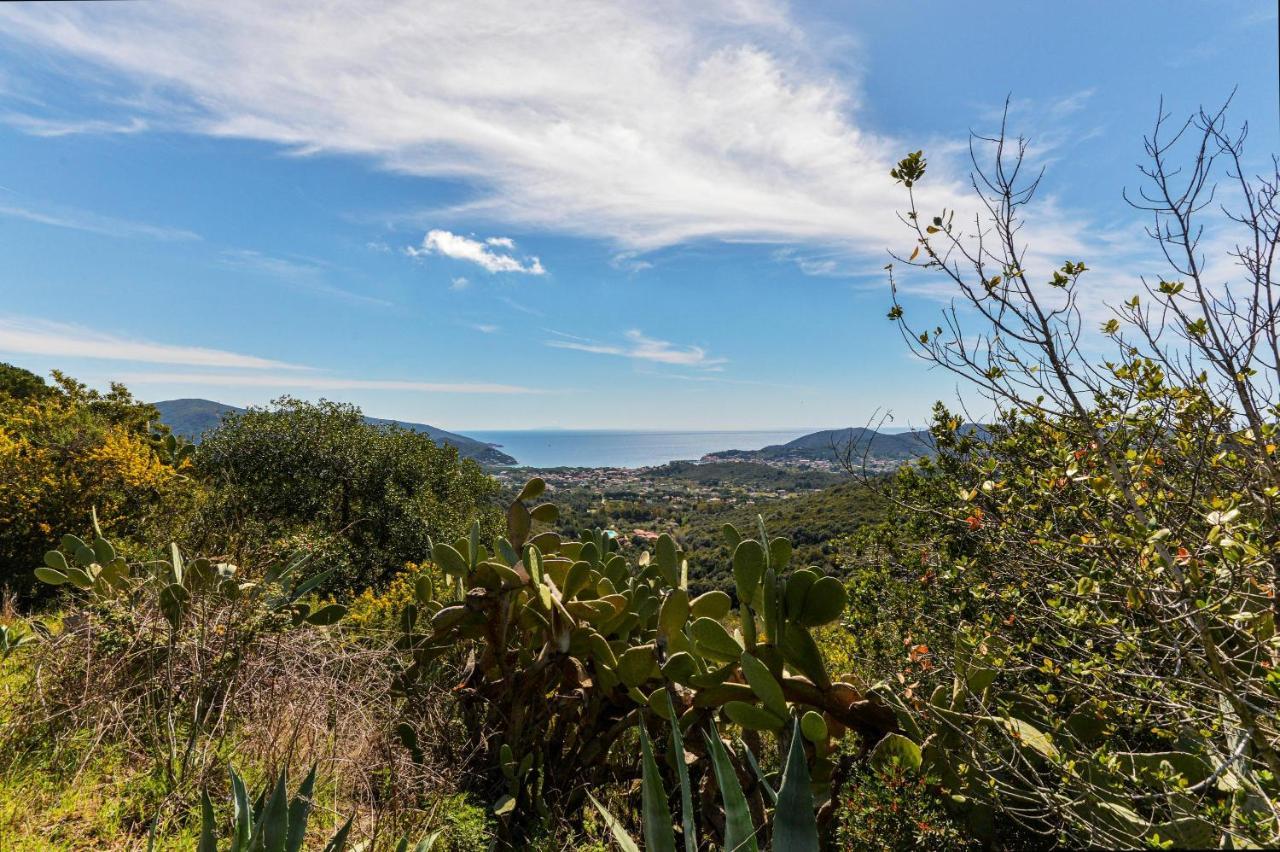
152;398;517;465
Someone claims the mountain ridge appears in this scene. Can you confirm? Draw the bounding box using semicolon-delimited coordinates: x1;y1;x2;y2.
151;398;517;465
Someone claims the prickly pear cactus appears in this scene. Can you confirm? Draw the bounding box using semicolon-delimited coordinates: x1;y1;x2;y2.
396;478;895;837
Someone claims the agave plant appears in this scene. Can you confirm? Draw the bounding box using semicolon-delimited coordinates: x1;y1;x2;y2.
590;690;820;851
184;764;440;852
0;621;36;662
194;764;353;852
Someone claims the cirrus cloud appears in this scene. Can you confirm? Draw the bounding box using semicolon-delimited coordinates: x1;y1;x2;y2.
546;329;725;369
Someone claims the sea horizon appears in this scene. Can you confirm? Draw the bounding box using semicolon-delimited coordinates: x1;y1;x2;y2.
466;428;811;469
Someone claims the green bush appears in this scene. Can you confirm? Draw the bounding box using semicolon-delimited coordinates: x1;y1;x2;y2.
192;397;502;592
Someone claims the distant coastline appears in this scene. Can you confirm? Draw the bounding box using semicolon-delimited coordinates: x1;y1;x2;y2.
467;429;808;469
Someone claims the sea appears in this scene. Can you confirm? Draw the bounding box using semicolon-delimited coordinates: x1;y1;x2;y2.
465;429;809;469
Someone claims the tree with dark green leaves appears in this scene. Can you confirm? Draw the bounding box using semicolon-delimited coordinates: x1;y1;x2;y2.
194;397;502;591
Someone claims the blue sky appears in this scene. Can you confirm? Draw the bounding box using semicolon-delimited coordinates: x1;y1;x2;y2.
0;1;1274;430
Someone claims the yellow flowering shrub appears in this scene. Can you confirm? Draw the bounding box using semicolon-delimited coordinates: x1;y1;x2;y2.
344;561;430;633
0;367;193;595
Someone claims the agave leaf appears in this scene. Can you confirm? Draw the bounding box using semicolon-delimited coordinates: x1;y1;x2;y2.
321;815;355;852
198;787;218;852
260;768;290;852
662;691;697;852
588;792;642;852
230;766;252;851
735;738;777;806
170;542;185;585
285;765;317;852
639;725;676;852
704;722;759;852
412;831;444;852
773;720;819;851
286;568;336;605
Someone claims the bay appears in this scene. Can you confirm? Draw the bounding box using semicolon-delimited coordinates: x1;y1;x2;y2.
466;429;808;469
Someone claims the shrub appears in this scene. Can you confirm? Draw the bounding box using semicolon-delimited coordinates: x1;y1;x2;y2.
193;397;502;592
0;365;192;598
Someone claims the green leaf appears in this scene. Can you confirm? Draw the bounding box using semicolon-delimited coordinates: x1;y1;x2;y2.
230;766;252;851
663;690;696;852
690;617;743;663
1000;717;1058;761
530;502;559;523
516;477;546;502
261;768;290;852
588;793;642;852
704;722;759;852
92;537;115;565
320;815;354;852
724;701;785;731
431;543;468;578
793;576;847;627
655;534;681;587
780;624;829;689
774;720;819;852
639;725;676;852
43;550;69;572
658;590;690;640
618;645;658;688
740;652;787;719
198;787;218;852
286;766;317;852
689;590;732;621
304;604;346;626
869;733;923;774
158;583;190;630
732;540;767;606
799;711;827;745
33;567;68;586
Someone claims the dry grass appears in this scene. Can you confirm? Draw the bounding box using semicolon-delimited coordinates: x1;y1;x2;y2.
0;596;486;850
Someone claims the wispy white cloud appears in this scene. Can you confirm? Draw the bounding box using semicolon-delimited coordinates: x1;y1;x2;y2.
546;329;725;368
2;112;148;137
0;316;305;370
611;251;653;273
0;0;970;254
0;200;199;241
115;371;541;394
407;229;545;274
469;323;499;334
220;248;392;307
449;276;471;291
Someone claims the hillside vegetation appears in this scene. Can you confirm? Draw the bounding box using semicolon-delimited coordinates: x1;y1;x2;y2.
3;102;1280;850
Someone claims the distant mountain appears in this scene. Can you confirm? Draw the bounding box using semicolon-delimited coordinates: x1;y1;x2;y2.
151;398;517;465
705;425;987;467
